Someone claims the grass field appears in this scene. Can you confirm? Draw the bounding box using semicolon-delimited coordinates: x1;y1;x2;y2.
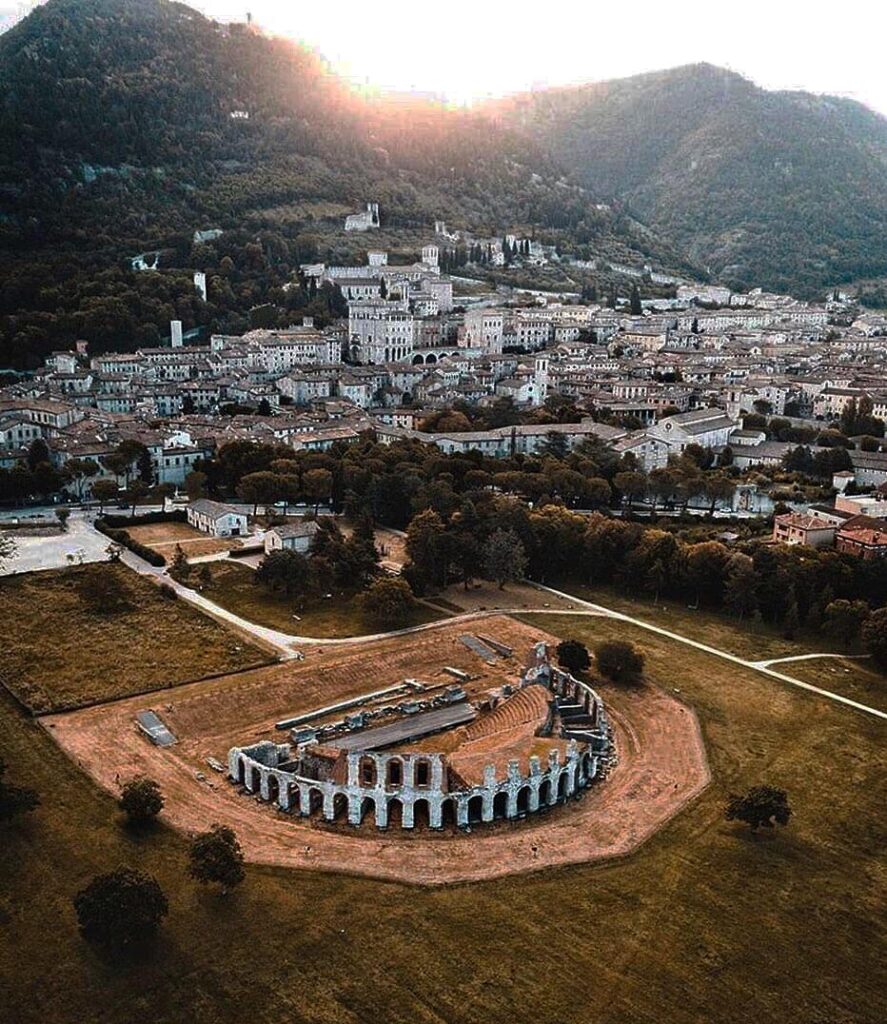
553;579;887;708
1;605;884;1024
0;564;270;712
197;560;446;637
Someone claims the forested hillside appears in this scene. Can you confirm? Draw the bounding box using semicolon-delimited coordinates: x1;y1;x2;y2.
490;64;887;297
0;0;693;368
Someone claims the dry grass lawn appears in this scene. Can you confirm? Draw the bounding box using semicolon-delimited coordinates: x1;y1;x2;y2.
127;521;241;558
0;607;884;1023
0;563;270;712
197;560;445;637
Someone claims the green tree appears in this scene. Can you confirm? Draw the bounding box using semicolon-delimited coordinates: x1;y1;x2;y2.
405;508;447;589
360;577;417;629
483;528;528;589
91;478;119;513
189;824;245;893
725;786;792;832
556;639;591;676
723;553;758;621
823;600;870;648
74;869;168;948
54;507;70;531
595;640;644;684
184;470;208;500
255;549;310;598
861;608;887;671
118;777;164;827
302;468;333;515
237;471;280;516
629;282;642;315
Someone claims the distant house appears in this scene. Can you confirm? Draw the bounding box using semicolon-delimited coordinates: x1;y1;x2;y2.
263;521;319;555
187;499;248;537
771;513;836;549
835;517;887;560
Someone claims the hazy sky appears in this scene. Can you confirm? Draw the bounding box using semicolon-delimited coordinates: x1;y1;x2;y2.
192;0;887;113
5;1;887;114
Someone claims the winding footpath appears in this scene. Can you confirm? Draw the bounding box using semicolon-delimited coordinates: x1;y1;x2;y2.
107;524;887;723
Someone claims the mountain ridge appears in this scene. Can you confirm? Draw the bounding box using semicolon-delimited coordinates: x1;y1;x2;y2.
487;62;887;295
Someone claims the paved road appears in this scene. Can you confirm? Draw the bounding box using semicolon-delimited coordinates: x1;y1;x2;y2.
529;583;887;723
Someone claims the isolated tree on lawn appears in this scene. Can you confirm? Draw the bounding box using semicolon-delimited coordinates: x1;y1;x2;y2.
0;757;39;823
74;869;168;948
725;786;792;832
595;640;645;684
556;639;591;676
483;528;528;590
118;777;164;827
189;824;245;893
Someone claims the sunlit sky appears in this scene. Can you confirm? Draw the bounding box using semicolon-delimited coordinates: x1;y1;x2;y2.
197;0;887;113
5;0;887;114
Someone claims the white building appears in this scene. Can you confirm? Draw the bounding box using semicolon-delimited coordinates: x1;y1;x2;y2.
263;521;320;555
187;499;249;537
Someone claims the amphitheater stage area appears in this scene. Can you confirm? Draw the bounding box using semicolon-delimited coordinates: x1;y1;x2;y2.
42;615;710;885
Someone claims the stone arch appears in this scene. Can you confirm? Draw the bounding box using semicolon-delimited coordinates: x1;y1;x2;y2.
387;757;404;787
387;797;404;828
236;757;246;786
266;774;280;804
332;792;348;821
249;765;262;793
516;785;531;815
360;796;377;826
467;794;484;823
440;797;457;829
359;756;377;786
288;783;301;814
538;778;552;806
582;752;593;782
425;352;437;364
557;770;569;801
412;798;431;829
307;787;324;814
493;790;509;820
412;353;424;365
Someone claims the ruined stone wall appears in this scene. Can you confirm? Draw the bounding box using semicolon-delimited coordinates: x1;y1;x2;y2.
226;646;615;831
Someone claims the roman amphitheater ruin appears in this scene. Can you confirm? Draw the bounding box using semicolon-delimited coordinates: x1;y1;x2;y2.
44;615;710;883
228;639;616;830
